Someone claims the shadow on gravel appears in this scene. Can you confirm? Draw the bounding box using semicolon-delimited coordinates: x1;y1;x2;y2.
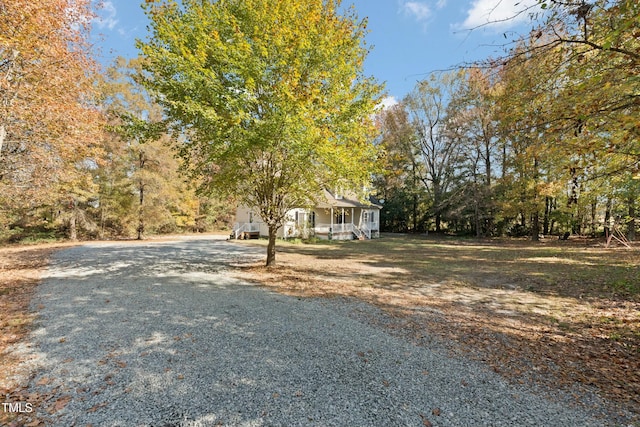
11;237;614;427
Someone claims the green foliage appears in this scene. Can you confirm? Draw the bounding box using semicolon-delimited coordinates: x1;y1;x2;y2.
403;71;466;232
373;1;639;240
375;103;429;232
95;57;227;239
139;0;383;264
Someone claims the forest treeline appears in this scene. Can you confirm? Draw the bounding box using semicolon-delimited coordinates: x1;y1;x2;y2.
0;2;233;242
0;0;638;243
375;0;639;240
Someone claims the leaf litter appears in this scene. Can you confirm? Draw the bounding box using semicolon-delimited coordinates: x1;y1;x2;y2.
233;236;640;423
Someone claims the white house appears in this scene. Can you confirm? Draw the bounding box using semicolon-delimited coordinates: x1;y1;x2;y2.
233;189;382;240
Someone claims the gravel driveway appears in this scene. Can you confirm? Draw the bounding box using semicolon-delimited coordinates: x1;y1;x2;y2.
18;236;610;426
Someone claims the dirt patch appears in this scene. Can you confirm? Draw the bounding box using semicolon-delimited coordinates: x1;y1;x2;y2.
233;236;640;421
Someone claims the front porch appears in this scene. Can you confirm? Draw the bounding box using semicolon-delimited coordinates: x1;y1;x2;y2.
311;206;380;240
312;222;380;240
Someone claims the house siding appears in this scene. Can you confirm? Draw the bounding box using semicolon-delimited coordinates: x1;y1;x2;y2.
234;191;381;240
235;207;380;240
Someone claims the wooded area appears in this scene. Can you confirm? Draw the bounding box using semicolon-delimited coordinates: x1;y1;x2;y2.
0;1;232;243
0;0;638;246
375;0;639;240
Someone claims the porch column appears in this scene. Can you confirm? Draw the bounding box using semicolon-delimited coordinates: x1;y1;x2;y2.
351;208;354;226
330;207;334;230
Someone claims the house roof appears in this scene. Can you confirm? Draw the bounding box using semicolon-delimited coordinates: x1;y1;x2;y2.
315;189;383;210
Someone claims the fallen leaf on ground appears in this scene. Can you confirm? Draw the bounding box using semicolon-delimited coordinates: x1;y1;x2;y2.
49;395;71;413
36;377;51;386
419;414;433;427
87;402;108;413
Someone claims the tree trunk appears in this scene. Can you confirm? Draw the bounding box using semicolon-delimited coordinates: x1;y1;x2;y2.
501;142;507;181
266;225;278;267
604;196;612;237
474;200;481;238
137;218;144;240
549;198;557;235
590;200;597;237
531;210;540;241
69;212;77;241
100;205;106;240
543;197;552;235
137;151;146;240
628;196;636;241
137;182;144;240
0;124;5;157
412;162;418;232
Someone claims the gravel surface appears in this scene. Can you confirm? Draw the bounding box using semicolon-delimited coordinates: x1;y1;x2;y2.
16;236;617;426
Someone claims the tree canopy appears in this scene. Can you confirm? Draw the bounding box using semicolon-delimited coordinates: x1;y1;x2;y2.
1;0;637;246
0;0;102;218
373;0;638;240
138;0;383;265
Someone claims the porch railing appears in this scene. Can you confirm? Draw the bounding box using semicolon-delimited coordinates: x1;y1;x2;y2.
233;222;261;239
313;223;369;239
360;222;371;239
314;223;354;234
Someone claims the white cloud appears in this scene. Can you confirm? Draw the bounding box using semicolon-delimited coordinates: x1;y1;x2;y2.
400;1;432;22
457;0;540;30
94;1;118;31
380;96;399;110
436;0;448;9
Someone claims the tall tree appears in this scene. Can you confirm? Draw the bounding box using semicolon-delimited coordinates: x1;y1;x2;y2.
375;103;426;232
447;69;500;236
485;0;639;239
139;0;382;266
536;0;639;177
404;72;464;232
98;57;201;239
493;36;571;241
0;0;101;221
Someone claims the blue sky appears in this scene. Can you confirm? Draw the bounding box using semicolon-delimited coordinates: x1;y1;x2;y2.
92;0;542;105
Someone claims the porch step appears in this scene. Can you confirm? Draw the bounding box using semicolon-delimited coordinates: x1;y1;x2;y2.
352;226;368;240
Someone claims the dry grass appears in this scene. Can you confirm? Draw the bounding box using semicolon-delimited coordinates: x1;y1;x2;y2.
233;234;640;419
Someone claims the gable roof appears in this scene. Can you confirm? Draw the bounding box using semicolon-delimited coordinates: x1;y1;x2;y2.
315;189;382;209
